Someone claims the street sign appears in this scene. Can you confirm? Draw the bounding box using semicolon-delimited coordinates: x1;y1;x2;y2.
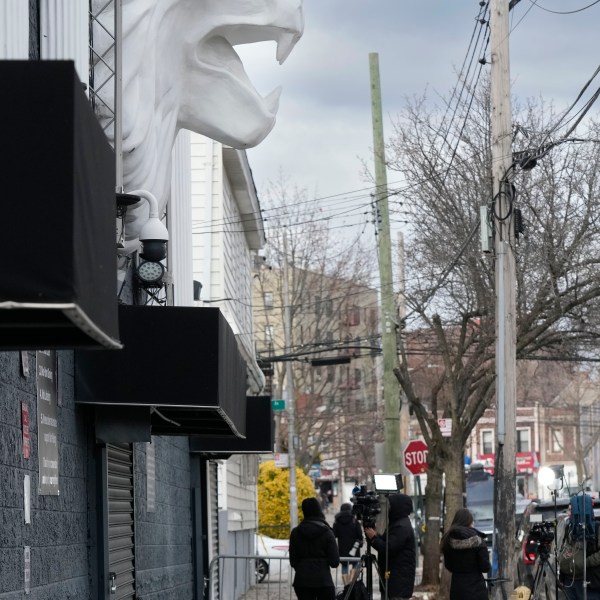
274;453;289;468
403;440;428;475
271;399;285;411
438;418;452;437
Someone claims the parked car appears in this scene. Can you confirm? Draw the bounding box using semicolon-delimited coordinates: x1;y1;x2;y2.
255;534;290;583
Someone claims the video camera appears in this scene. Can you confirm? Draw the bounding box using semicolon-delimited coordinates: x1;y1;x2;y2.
351;485;381;528
528;521;556;558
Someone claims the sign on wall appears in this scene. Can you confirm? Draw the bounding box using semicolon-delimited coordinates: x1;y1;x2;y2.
36;351;59;495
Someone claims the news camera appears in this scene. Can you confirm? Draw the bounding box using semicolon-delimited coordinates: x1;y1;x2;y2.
528;521;556;558
351;485;381;528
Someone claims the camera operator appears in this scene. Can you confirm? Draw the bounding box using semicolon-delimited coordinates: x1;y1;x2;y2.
363;493;416;600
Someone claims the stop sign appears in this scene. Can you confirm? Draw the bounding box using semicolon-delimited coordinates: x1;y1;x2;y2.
403;440;428;474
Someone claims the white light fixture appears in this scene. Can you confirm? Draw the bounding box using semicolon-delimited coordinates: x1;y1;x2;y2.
538;464;564;491
136;261;165;285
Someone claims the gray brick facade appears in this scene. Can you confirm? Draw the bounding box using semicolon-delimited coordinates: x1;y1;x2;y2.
0;351;195;599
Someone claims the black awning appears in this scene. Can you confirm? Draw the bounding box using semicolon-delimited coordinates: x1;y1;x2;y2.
0;61;120;349
189;396;274;457
76;305;247;438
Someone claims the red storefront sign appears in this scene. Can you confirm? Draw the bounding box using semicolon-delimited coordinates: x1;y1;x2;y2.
477;451;540;475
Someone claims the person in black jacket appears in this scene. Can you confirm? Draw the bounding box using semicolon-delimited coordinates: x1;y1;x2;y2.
364;493;416;600
289;497;340;600
333;503;363;584
441;508;491;600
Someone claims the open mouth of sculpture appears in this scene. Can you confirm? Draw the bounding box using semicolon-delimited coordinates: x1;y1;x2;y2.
198;20;303;120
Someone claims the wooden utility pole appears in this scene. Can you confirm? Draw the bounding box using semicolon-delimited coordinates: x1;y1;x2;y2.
490;0;517;596
369;53;401;474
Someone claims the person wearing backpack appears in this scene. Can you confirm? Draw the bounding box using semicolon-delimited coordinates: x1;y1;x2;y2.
559;494;600;600
333;503;363;585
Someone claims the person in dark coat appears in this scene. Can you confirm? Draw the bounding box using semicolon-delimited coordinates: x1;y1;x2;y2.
364;493;416;600
289;497;340;600
441;508;491;600
333;502;363;584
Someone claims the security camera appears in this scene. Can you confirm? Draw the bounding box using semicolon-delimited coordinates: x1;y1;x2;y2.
139;216;169;261
126;190;169;261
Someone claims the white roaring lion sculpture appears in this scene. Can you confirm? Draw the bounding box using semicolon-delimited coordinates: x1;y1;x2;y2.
92;0;303;250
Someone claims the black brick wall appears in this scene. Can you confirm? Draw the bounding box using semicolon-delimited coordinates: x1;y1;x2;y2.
0;351;195;599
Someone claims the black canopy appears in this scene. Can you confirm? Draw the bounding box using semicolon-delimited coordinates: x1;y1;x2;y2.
0;61;120;349
76;305;247;438
190;396;274;457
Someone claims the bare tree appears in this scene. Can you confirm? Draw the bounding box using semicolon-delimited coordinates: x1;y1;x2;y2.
387;80;600;584
253;177;382;483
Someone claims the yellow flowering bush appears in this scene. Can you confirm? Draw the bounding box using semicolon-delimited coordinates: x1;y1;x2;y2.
258;459;316;539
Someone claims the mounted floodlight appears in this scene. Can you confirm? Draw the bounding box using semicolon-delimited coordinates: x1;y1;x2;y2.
538;464;564;491
128;189;169;261
373;473;403;493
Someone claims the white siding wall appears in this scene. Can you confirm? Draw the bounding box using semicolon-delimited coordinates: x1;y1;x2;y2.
170;130;193;306
225;457;258;532
220;175;254;345
40;1;89;82
1;1;29;58
191;134;222;303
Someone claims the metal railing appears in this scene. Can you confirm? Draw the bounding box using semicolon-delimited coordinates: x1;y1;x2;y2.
207;554;362;600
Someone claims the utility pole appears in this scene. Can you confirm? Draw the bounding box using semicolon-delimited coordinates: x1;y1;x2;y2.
490;1;517;596
282;231;298;530
369;53;401;475
397;231;411;493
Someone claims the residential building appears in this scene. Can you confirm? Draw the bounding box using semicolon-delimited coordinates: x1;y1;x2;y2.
253;263;383;503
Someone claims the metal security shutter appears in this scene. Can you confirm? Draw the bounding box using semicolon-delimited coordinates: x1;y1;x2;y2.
107;443;136;600
208;460;219;600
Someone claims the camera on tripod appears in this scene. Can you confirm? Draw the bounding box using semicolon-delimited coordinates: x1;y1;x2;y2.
528;520;556;557
351;485;381;528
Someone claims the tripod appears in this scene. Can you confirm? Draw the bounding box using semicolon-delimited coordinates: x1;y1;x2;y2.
530;545;559;600
338;542;381;600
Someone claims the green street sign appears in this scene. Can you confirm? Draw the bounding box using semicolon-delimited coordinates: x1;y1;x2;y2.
271;399;286;411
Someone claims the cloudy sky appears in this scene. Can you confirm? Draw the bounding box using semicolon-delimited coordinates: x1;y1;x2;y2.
239;0;600;233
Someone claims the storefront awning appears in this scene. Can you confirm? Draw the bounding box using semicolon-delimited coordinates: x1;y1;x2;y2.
189;396;273;457
0;61;120;350
76;306;247;438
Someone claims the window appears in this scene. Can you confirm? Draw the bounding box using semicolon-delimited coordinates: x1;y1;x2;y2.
264;325;274;344
325;299;333;317
481;430;494;455
550;427;564;453
516;428;530;453
263;292;273;310
314;296;321;314
326;366;335;383
345;306;361;326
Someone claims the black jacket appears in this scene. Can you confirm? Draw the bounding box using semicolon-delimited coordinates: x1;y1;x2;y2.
333;509;363;557
369;494;416;598
289;517;340;588
442;525;491;600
